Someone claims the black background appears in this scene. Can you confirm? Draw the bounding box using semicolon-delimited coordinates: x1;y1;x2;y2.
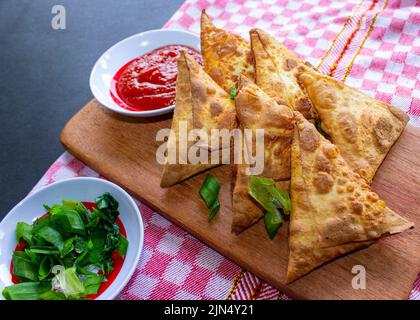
0;0;183;220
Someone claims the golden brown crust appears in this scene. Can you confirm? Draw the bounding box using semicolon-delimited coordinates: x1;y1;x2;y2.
286;239;374;283
298;69;409;183
250;28;317;120
387;103;410;123
184;53;238;150
287;112;413;282
160;52;237;187
231;163;264;234
201;10;255;93
235;75;294;180
231;75;294;233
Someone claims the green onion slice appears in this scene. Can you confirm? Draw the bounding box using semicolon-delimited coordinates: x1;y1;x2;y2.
248;176;291;239
248;176;291;215
264;210;283;240
229;86;237;100
199;174;221;208
208;199;220;222
315;118;326;137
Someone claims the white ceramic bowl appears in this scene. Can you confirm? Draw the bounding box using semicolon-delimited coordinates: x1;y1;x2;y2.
90;29;200;117
0;177;144;300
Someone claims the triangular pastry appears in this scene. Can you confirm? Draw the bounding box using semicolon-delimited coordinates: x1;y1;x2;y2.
201;10;255;93
231;163;263;234
160;52;237;187
250;28;317;120
297;68;409;183
232;75;294;233
287;112;413;282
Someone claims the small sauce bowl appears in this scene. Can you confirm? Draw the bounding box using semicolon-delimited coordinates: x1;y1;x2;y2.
90;29;200;117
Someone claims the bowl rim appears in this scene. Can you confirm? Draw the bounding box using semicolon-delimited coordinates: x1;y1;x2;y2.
89;28;200;117
0;177;144;300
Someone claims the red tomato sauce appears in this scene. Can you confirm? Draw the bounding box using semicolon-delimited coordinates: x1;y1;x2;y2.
110;44;202;111
10;202;127;300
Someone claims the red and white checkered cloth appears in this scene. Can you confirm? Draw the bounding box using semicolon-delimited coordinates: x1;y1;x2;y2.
32;0;419;299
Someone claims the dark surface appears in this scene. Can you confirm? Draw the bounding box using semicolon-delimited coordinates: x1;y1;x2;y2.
0;0;184;220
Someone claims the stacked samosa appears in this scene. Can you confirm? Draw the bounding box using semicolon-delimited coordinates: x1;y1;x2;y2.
288;112;413;282
250;28;317;120
201;10;255;92
232;75;294;233
162;12;413;282
160;51;237;187
297;68;409;182
250;27;409;183
248;30;413;280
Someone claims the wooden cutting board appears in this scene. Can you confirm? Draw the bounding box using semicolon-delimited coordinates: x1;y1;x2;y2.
61;99;420;300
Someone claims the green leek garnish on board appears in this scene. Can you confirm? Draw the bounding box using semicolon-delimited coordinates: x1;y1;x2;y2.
264;211;283;240
248;176;291;239
199;174;221;221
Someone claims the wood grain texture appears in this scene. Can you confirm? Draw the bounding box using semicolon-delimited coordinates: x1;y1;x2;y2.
61;99;420;300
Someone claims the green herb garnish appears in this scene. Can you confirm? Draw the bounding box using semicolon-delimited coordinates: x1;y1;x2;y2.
248;176;291;239
315;118;325;137
229;86;237;100
199;174;221;221
2;282;52;300
264;210;283;240
208;199;220;222
2;193;128;300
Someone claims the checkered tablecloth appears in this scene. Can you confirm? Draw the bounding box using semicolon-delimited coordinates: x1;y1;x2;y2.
32;0;419;299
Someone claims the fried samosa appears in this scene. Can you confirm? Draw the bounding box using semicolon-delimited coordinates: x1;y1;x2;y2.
160;52;237;187
232;75;294;233
201;10;255;93
287;112;413;282
298;68;409;183
250;28;317;120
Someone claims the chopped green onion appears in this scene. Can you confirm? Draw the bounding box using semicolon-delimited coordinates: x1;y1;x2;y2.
270;188;291;214
248;176;291;239
95;192;119;220
2;281;52;300
16;222;33;245
4;193;128;300
264;210;283;240
35;226;64;253
117;235;129;257
29;247;60;255
83;274;104;295
229;86;237;100
199;174;221;222
199;174;221;208
12;251;39;281
315;118;326;137
208;199;220;222
39;290;67;300
248;176;291;215
53;267;85;299
38;256;53;280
